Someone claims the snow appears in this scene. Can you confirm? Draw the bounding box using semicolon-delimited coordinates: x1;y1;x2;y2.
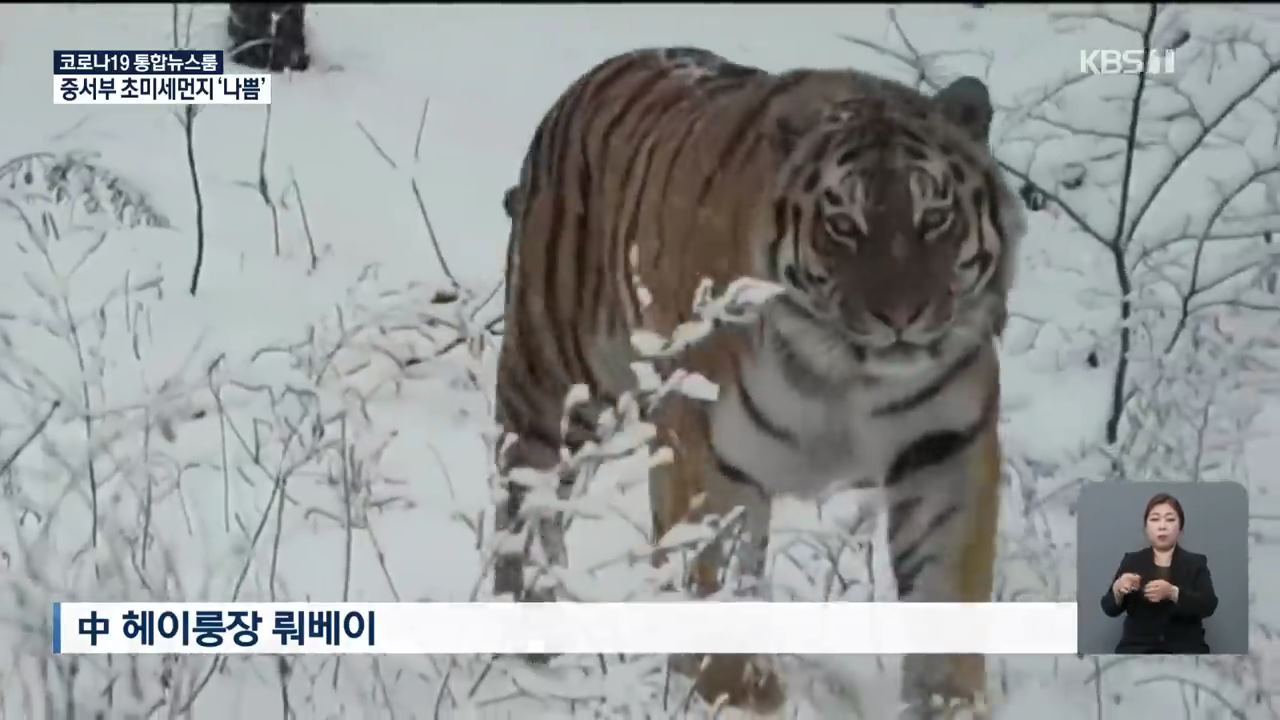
1;3;1278;719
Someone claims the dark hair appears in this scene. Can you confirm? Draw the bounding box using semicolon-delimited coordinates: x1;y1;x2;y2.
1144;493;1185;530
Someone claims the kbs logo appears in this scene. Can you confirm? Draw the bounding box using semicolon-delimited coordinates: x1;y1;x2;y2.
1079;49;1176;75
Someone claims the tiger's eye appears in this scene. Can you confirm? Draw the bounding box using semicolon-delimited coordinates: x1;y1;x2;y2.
825;213;860;238
919;208;950;235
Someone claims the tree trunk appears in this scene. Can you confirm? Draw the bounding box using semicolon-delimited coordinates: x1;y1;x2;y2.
227;3;310;72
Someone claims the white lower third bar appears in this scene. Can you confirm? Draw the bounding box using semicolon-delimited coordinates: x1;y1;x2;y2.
54;602;1078;655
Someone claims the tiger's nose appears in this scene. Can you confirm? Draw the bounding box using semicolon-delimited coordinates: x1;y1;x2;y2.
871;301;929;332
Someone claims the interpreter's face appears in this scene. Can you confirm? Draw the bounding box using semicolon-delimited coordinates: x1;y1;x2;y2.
1145;503;1181;551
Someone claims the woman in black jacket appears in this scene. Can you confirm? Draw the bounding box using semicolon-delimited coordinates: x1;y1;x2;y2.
1100;492;1219;653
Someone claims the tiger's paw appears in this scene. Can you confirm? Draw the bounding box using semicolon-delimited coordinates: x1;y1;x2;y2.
520;651;560;665
675;653;786;715
898;691;993;720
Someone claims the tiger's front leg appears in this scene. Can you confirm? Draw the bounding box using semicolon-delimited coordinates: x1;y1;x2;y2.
649;394;785;714
492;435;566;605
882;394;1001;720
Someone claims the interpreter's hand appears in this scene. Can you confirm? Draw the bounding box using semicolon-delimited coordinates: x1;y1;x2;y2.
1143;579;1176;603
1112;573;1142;596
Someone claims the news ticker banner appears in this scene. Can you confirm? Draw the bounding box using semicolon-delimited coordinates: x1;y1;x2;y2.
53;50;270;105
53;601;1079;655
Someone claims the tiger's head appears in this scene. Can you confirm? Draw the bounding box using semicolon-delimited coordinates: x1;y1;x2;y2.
766;75;1025;371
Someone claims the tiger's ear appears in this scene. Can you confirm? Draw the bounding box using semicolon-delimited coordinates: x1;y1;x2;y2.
502;185;520;219
934;76;993;145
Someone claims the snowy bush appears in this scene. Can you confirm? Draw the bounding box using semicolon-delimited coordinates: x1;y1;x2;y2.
0;3;1278;719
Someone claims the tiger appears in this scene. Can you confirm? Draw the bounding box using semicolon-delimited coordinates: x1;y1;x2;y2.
490;46;1026;719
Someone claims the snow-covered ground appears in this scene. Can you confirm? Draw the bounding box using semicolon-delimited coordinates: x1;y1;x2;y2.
1;3;1278;718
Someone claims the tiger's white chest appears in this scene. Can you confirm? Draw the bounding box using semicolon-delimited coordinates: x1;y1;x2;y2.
707;305;994;499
